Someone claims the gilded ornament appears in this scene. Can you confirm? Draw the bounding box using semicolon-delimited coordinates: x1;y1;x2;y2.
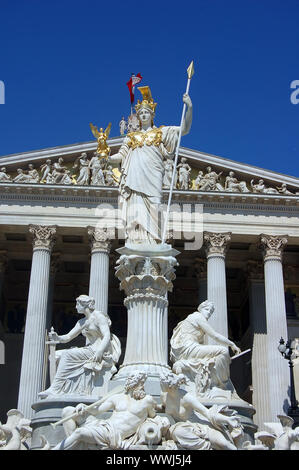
127;127;163;150
89;122;112;159
134;86;157;114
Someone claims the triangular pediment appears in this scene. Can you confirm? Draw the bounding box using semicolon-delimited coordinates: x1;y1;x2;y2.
0;136;298;196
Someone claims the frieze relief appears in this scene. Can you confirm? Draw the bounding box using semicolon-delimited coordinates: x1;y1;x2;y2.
0;154;299;196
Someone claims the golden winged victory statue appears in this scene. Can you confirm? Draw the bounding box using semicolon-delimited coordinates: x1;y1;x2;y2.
89;122;112;159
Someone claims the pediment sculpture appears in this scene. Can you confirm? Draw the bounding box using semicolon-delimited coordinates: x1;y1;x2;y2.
0;153;298;196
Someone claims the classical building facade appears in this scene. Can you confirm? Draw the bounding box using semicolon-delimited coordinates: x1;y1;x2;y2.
0;136;299;430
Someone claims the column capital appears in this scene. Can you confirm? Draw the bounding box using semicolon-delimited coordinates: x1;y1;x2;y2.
88;226;112;254
29;225;57;251
247;260;264;281
0;250;8;273
260;234;288;262
204;232;231;258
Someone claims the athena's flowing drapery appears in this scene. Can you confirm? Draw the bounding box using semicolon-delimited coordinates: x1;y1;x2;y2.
118;126;179;243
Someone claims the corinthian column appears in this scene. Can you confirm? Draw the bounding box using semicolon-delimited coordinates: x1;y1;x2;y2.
88;227;111;313
260;234;289;421
247;260;270;428
204;232;231;343
112;246;179;393
17;225;56;418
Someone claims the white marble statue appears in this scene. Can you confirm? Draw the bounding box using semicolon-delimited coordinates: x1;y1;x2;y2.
250;179;279;194
177;157;191;190
27;164;40;183
0;167;11;182
13;169;32;183
224;171;249;193
254;415;299;450
110;86;192;244
277;183;294;195
74;153;90;186
199;167;224;192
127;113;140;133
194;170;204;190
89;152;106;186
53;372;158;450
51;157;72;184
163;158;176;189
170;300;241;398
12;165;40;184
104;165;118;186
40;159;52;183
159;372;244;450
39;295;121;399
62;170;73;185
0;409;32;450
119;116;127;135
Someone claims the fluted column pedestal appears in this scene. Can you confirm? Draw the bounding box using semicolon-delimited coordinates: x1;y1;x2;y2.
17;225;56;418
260;234;289;422
88;227;111;313
247;260;270;429
112;244;179;396
204;232;231;344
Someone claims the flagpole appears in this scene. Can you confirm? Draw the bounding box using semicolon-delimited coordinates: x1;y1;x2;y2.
161;61;195;244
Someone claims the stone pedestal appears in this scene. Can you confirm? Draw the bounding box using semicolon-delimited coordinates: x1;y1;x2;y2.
17;225;56;418
88;227;111;313
260;234;290;421
204;232;231;343
111;243;179;396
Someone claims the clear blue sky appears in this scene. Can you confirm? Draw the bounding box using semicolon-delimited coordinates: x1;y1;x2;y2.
0;0;298;177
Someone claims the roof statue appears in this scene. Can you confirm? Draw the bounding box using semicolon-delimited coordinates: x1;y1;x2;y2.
89;122;112;159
